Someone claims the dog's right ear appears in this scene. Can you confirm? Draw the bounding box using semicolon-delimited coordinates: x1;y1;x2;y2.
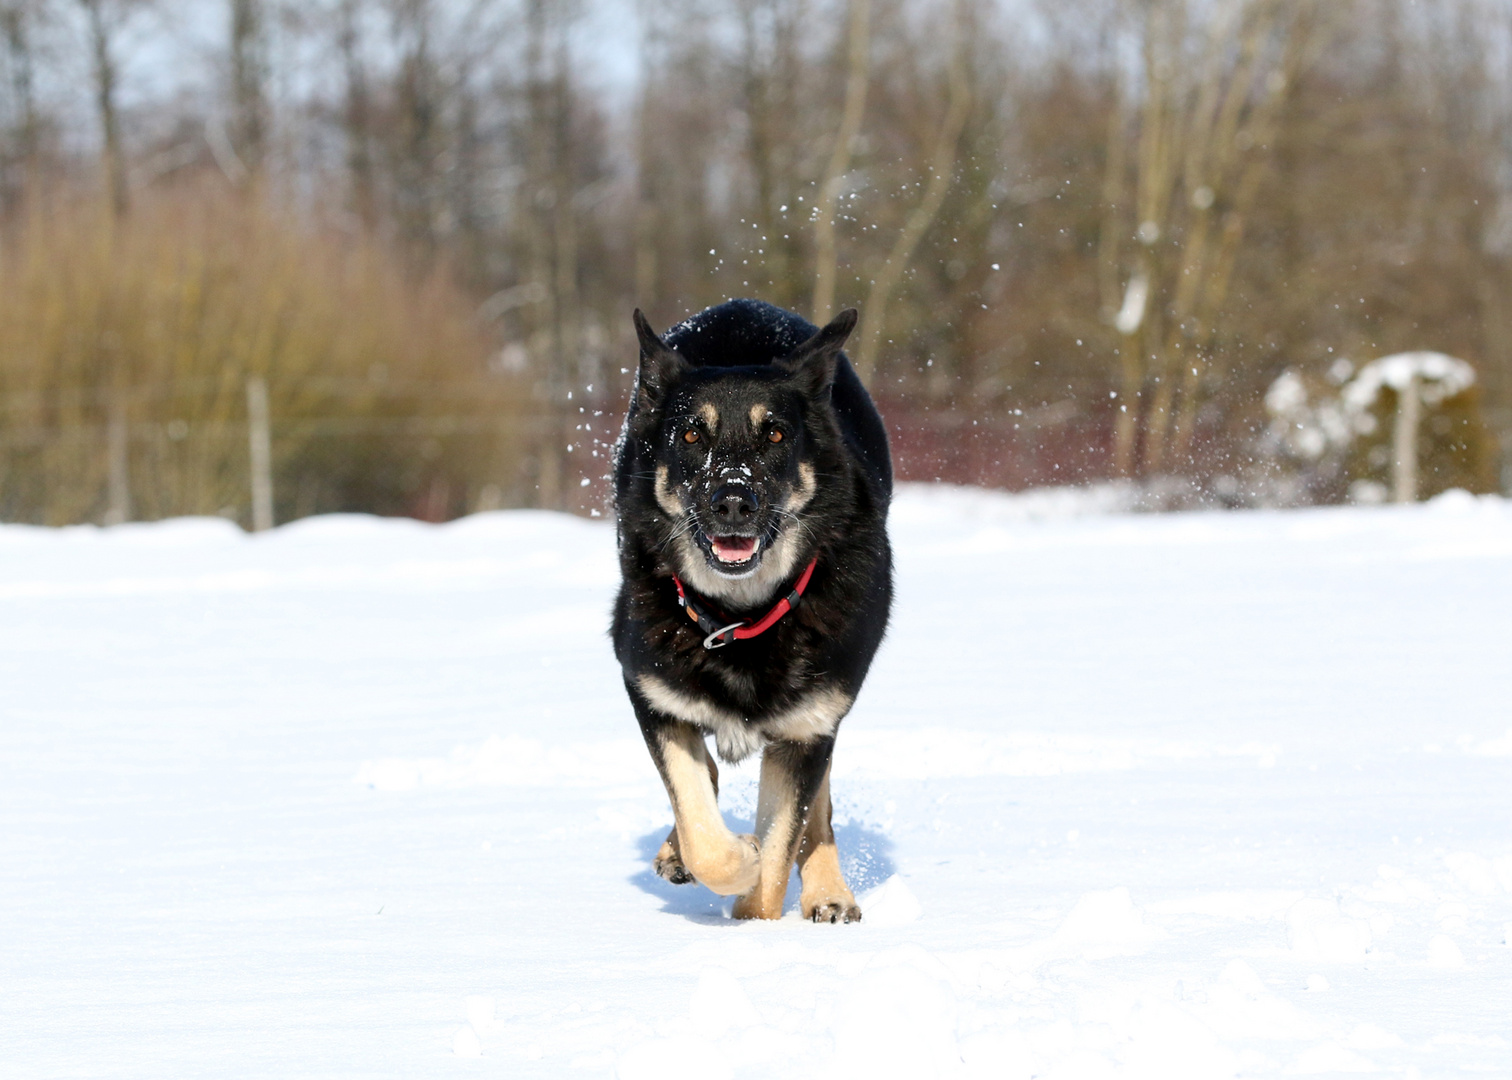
781;308;857;397
632;309;688;411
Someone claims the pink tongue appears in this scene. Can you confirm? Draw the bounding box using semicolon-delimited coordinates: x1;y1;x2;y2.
711;536;757;563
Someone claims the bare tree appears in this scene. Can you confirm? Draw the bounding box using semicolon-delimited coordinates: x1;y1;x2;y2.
734;0;811;309
514;0;599;509
332;1;368;223
851;0;972;381
388;0;442;253
77;0;141;218
0;0;42;199
228;0;268;178
1100;0;1322;477
810;0;870;322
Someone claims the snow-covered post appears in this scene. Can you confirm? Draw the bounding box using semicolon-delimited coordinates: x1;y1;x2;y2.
1391;373;1420;504
246;375;274;531
104;396;130;525
1343;352;1476;504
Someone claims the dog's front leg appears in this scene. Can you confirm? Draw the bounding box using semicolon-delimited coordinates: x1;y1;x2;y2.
652;753;718;885
731;737;834;920
639;716;759;896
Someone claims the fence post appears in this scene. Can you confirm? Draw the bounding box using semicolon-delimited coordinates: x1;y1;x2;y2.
1391;374;1420;504
247;375;274;531
104;396;130;525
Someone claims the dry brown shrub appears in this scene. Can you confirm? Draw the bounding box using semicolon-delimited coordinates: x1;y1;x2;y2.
0;179;531;526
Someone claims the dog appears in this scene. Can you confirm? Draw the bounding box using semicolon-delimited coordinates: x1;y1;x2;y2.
611;298;892;922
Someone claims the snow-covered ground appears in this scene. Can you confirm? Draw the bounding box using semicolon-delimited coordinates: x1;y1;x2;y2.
3;485;1511;1078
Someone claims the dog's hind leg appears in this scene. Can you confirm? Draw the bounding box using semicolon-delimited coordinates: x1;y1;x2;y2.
732;737;834;921
653;754;719;885
796;764;860;923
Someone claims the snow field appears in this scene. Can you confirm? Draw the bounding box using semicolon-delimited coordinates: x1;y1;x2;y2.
2;485;1510;1077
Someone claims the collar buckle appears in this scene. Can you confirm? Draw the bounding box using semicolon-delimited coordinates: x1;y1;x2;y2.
702;622;745;650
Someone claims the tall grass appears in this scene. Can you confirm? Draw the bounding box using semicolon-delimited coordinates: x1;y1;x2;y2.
0;180;533;526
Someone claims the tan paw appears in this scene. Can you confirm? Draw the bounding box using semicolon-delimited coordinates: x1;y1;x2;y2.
652;838;694;885
685;833;760;896
723;833;762;894
804;899;862;923
730;886;784;921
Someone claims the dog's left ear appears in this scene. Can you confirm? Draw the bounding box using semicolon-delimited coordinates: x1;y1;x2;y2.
781;309;857;397
632;308;689;411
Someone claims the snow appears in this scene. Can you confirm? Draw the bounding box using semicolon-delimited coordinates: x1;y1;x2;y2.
3;484;1512;1077
1113;270;1149;336
1342;351;1477;411
1264;352;1479;474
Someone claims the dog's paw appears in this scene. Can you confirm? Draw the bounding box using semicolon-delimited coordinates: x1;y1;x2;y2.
713;834;762;897
806;900;862;924
653;838;695;885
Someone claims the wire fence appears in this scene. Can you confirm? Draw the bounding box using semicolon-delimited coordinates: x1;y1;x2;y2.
0;376;619;528
2;373;1128;529
15;376;1497;527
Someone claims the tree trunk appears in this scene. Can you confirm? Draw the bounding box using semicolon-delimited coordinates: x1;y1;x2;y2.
852;1;971;382
1;5;40;196
338;0;377;230
811;0;871;323
82;0;128;218
229;0;267;178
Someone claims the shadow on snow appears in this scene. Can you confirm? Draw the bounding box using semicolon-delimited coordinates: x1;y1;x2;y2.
628;817;897;924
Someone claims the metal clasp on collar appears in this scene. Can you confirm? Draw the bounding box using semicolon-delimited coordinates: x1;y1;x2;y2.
703;622;744;650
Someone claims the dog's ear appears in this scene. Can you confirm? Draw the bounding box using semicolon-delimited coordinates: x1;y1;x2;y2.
632;309;688;411
781;308;857;397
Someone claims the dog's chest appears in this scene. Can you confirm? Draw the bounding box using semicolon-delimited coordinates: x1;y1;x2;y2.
636;671;853;763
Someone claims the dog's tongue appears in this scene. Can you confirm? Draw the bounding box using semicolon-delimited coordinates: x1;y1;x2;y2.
710;535;758;563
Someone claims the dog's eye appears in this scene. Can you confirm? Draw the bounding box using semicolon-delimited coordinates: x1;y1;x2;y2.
767;428;784;444
682;429;700;444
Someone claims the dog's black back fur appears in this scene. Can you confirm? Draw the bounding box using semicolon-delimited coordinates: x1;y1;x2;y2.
612;298;892;748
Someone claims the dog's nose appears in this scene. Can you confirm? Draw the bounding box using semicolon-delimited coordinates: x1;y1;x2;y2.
710;484;759;524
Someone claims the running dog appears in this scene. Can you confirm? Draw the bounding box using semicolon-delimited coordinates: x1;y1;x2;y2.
611;299;892;922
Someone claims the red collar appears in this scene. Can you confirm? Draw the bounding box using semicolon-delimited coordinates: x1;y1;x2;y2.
672;557;818;650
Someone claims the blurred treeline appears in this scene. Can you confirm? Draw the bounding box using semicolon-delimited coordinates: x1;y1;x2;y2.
0;0;1508;526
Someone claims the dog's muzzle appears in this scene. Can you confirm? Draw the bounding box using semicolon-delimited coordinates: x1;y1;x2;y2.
703;483;765;568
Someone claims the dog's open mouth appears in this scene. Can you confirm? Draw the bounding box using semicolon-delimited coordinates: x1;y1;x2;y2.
708;534;760;565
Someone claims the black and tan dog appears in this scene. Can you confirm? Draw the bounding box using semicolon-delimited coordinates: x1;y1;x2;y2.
612;299;892;922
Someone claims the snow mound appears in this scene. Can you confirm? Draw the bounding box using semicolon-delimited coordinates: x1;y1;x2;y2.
858;875;922;927
451;1024;482;1057
1342;351;1476;411
832;948;960;1077
1427;935;1466;969
1201;959;1321;1041
1051;887;1161;956
891;481;1140;524
835;728;1274;780
688;968;761;1037
1475;729;1512;757
354;735;645;790
1293;1042;1378;1074
1145;890;1304;921
1287;899;1372;963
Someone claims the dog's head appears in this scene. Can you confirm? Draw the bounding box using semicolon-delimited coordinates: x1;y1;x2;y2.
627;307;857;605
